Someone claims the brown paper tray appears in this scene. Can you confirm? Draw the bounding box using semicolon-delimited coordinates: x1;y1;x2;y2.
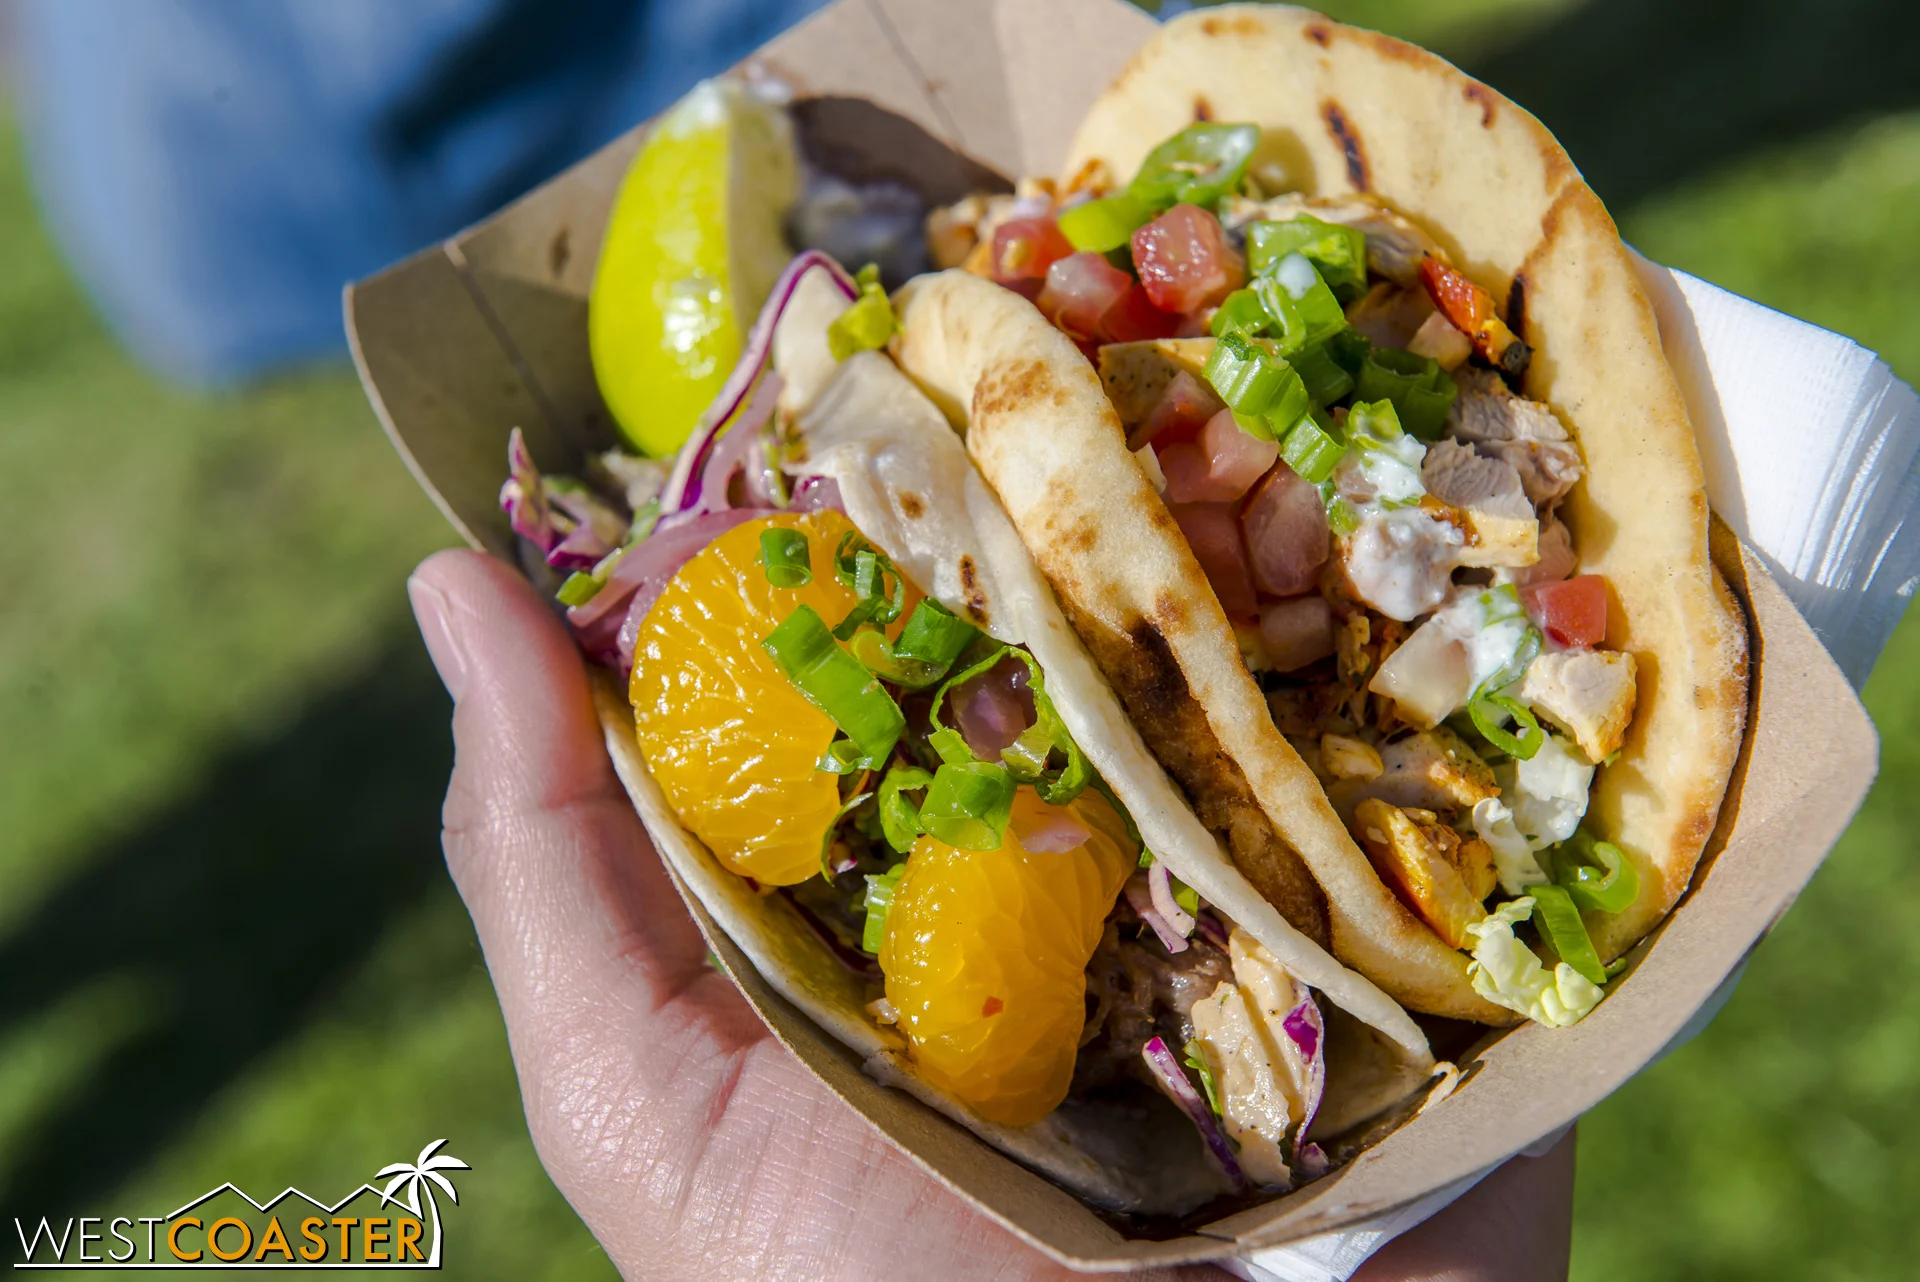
345;0;1878;1266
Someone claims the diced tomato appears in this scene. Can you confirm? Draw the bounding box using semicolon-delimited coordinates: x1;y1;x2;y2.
1522;574;1608;649
1128;371;1220;451
1241;462;1330;597
1259;595;1337;672
1131;204;1245;316
1167;501;1258;617
1037;251;1133;338
1098;282;1183;343
1160;414;1276;504
990;216;1073;286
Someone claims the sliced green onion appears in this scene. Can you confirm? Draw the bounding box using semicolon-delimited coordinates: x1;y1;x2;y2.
1280;417;1345;485
1325;494;1361;537
818;788;874;882
1468;692;1545;760
627;497;663;544
847;629;944;690
1204;331;1288;414
1604;955;1631;980
830;533;906;639
895;599;978;669
817;736;883;774
759;528;812;588
1058;192;1153;252
1529;884;1609;986
1288;341;1354;407
878;765;935;854
1356;348;1458;441
1182;1038;1225;1117
1172;877;1200;917
1127;123;1261;212
918;761;1017;851
1209;288;1271;339
1345;397;1404;443
1254;254;1346;351
1247;216;1368;301
827;268;898;361
1552;830;1641;916
861;862;907;953
557;571;603;607
763;605;906;764
927;644;1093;805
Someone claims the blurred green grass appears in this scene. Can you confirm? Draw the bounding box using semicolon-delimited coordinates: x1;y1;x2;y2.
0;1;1916;1278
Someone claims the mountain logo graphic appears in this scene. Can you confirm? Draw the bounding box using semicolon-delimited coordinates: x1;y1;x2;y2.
12;1140;470;1269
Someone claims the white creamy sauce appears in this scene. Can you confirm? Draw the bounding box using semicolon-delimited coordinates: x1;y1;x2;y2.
1333;434;1427;515
1342;508;1461;621
1496;734;1594;849
1276;251;1320;300
1368;586;1533;722
1472;797;1550;896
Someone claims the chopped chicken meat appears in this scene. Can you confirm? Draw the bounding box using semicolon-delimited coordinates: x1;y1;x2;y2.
1352;799;1490;948
1421;440;1531;520
1447;369;1584;508
1408;311;1472;369
1343;281;1434;350
1519;649;1639;761
1502;512;1578;586
1325;726;1500;821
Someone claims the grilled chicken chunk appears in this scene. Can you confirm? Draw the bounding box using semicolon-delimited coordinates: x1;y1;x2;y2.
1519;649;1639;762
1447;369;1584;508
1326;726;1500;821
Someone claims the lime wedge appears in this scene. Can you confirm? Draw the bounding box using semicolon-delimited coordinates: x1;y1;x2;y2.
590;79;797;456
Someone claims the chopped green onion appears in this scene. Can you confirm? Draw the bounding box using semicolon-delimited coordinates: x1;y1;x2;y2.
763;605;906;764
861;862;907;953
1468;692;1545;759
847;629;942;690
1204;332;1289;414
1528;884;1609;986
1172;877;1200;917
927;645;1093;805
1209;288;1271;339
1280;417;1346;485
1604;955;1631;980
1356;348;1458;441
1325;494;1361;537
1346;397;1404;443
1551;830;1641;915
1058;191;1153;252
895;599;979;669
818;735;888;774
1182;1038;1225;1117
557;571;603;607
1247;216;1368;301
1254;254;1347;352
626;497;663;544
878;765;935;854
818;788;874;882
918;761;1017;851
830;533;906;639
759;528;812;588
1127;123;1260;212
827;268;898;361
1288;341;1354;407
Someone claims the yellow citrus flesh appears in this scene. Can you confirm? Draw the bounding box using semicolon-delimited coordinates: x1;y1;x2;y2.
629;509;899;886
589;78;796;457
879;790;1137;1126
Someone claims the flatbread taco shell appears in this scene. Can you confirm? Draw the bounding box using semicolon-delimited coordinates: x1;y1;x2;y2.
345;0;1877;1265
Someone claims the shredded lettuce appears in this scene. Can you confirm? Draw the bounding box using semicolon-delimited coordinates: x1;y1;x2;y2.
1472;798;1550;896
1496;732;1594;849
1465;897;1603;1028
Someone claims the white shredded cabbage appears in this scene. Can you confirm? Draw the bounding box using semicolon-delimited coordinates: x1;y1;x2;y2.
1497;733;1594;849
1473;798;1549;896
1465;898;1603;1028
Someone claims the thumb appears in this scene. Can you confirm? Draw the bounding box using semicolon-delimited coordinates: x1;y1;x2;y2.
405;548;725;1033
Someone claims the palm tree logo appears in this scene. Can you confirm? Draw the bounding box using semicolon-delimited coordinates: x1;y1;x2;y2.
375;1139;470;1267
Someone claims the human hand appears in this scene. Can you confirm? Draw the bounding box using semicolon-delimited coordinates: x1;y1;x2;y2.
406;548;1575;1281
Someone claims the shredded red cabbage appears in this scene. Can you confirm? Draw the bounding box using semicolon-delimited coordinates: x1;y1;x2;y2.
1281;995;1331;1180
687;370;786;516
661;250;858;515
1142;1035;1246;1191
500;427;561;552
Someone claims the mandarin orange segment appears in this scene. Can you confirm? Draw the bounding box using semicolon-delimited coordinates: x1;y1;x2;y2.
630;509;898;886
878;789;1136;1126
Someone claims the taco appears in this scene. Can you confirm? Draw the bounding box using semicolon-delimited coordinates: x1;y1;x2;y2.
500;224;1438;1213
898;5;1748;1028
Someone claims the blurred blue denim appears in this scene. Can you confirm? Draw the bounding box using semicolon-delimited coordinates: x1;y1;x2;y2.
14;0;828;384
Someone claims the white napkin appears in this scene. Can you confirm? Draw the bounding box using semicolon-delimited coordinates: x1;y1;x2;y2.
1233;265;1920;1282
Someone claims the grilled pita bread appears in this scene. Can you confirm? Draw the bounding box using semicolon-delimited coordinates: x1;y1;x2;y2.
893;4;1747;1020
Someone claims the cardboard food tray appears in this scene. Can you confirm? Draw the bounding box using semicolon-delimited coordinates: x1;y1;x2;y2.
345;0;1879;1266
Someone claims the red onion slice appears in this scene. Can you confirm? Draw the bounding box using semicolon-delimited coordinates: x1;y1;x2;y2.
565;507;762;633
662;251;858;514
1142;1036;1246;1192
688;370;785;517
1281;994;1330;1180
1149;861;1197;937
1124;874;1190;955
791;474;845;514
500;427;561;552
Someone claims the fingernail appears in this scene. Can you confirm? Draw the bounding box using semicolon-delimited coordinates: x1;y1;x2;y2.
409;573;469;702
